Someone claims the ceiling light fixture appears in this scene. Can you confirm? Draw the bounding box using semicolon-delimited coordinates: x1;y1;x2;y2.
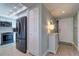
62;11;65;13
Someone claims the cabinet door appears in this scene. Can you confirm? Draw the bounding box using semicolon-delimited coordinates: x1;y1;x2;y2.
28;7;40;55
49;34;58;54
49;35;55;53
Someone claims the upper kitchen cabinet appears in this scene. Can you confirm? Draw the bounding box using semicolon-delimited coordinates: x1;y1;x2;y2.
0;16;12;27
0;21;12;27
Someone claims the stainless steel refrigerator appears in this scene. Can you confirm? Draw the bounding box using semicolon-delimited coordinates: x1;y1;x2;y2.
16;16;27;53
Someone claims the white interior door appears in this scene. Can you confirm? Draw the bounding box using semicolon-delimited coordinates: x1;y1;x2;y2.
28;7;40;55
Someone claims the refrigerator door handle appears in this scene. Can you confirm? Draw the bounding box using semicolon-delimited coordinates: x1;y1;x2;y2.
19;22;21;34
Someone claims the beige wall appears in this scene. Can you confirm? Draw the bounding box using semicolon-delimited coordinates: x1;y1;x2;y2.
40;4;56;55
73;13;78;47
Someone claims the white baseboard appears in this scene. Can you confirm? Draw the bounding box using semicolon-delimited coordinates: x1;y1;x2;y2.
43;44;59;56
48;50;56;54
73;43;79;51
43;50;57;56
43;48;59;56
59;41;74;44
43;50;49;56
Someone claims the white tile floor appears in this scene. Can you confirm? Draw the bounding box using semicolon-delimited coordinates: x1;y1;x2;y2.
0;43;31;56
0;43;78;56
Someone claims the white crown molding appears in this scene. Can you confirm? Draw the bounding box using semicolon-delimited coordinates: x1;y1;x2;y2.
9;6;27;16
0;15;18;20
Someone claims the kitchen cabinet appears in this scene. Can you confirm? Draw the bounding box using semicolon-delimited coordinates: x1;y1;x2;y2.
0;21;12;27
48;33;59;54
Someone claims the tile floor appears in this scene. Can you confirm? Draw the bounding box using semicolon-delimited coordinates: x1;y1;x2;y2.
46;43;79;56
0;43;79;56
0;43;31;56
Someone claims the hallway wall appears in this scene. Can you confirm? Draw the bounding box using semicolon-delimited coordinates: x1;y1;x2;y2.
73;13;78;47
40;4;56;55
77;12;79;51
40;5;50;55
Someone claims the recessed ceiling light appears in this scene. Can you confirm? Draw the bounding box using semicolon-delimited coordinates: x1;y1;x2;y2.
14;7;17;9
62;11;65;13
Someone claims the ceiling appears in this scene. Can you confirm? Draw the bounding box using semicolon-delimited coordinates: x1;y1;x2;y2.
0;3;36;19
0;3;79;19
44;3;79;19
0;3;28;17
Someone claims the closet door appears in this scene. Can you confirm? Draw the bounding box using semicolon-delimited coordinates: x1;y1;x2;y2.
28;7;40;55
